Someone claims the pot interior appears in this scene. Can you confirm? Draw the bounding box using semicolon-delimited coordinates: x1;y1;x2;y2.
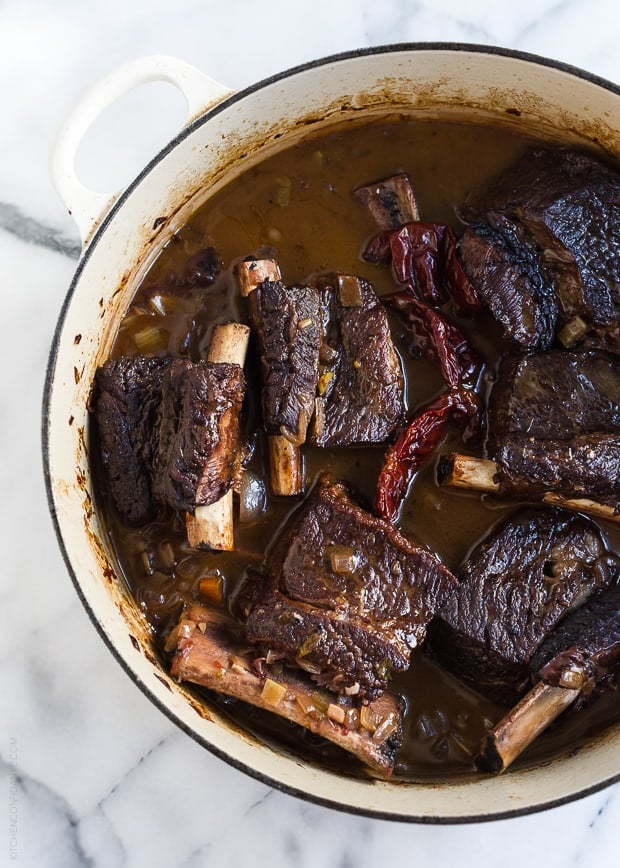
45;45;620;821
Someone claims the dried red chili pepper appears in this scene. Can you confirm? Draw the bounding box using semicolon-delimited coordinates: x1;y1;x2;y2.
375;389;482;522
363;221;483;314
384;290;482;388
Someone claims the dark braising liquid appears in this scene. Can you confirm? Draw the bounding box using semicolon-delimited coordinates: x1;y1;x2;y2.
98;117;620;780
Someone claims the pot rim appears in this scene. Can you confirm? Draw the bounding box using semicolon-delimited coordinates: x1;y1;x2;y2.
42;41;620;824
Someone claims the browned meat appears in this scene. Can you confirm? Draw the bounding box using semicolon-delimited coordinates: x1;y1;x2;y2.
531;574;620;688
236;476;456;700
433;509;615;703
309;275;405;446
92;354;171;524
458;149;620;351
249;272;404;449
487;351;620;510
249;280;321;444
169;604;405;777
151;359;245;512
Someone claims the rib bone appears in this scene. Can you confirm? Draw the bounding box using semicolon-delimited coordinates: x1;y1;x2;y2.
170;604;403;777
476;680;580;773
437;453;620;524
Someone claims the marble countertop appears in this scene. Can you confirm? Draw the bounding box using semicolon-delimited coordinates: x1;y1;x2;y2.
3;0;620;865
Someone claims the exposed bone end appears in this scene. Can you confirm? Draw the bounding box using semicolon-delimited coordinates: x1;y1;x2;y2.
354;173;420;230
437;454;498;491
237;258;281;296
208;322;250;367
475;680;581;774
186;490;234;551
268;435;303;496
438;453;620;525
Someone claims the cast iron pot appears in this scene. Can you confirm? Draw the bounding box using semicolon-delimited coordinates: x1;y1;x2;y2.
44;44;620;822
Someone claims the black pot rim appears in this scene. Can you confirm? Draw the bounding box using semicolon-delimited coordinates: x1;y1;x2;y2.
42;41;620;825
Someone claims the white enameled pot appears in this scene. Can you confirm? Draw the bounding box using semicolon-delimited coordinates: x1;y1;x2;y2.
44;45;620;822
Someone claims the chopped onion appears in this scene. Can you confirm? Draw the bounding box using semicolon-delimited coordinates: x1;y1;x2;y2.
558;315;588;347
238;470;267;524
328;545;358;575
198;574;224;605
372;713;399;745
360;706;382;732
337;274;364;307
261;678;286;707
327;703;346;724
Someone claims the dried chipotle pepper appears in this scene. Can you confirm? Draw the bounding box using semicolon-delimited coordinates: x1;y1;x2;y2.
375;389;482;523
363;221;483;315
384;290;482;388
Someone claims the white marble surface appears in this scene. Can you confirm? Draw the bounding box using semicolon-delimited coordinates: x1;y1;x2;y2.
3;0;620;865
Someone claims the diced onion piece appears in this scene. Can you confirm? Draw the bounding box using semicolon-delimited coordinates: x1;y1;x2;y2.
558;315;588;347
337;274;364;307
327;703;346;724
329;545;358;575
345;707;360;730
133;324;168;352
238;470;267;525
261;678;286;707
372;713;399;745
198;574;224;605
317;371;334;396
274;177;291;207
360;706;382;733
295;693;317;717
297;317;313;330
319;343;338;364
311;691;329;715
344;682;360;696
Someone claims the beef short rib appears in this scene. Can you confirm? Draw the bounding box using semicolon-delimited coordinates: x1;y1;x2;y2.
250;280;322;444
236;476;456;700
433;508;615;702
92;354;170;524
152;359;245;512
170;604;405;776
309;275;405;446
487;351;620;510
249;272;404;448
458;149;620;351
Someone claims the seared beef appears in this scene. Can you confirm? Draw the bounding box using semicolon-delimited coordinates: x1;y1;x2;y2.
249;274;404;448
458;218;557;350
487;351;620;509
249;280;322;443
310;276;405;446
433;508;614;702
458;149;620;351
170;604;405;777
93;354;170;524
531;576;620;687
152;359;245;512
237;476;456;700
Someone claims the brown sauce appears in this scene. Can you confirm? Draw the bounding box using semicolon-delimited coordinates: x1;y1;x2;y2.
98;116;620;780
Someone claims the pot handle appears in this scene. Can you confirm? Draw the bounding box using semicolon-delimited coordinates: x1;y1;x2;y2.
50;55;233;247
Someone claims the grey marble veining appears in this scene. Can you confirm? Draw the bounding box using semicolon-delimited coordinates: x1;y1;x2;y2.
3;0;620;865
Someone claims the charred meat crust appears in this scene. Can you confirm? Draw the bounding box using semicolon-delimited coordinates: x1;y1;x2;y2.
152;359;245;512
458;148;620;351
92;355;171;525
238;476;456;700
433;508;615;703
249;275;405;448
487;351;620;510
